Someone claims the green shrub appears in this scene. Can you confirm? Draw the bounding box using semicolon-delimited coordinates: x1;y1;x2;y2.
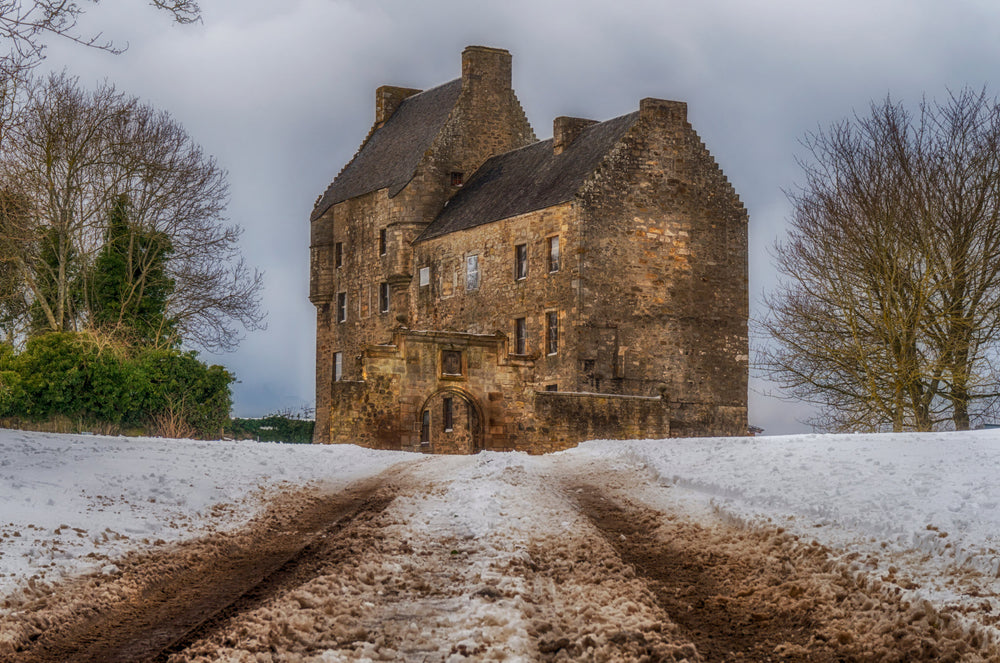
0;332;233;438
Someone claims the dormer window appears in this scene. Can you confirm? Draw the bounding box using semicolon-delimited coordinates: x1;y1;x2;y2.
451;172;464;187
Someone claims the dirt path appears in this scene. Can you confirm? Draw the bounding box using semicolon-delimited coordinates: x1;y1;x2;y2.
571;482;997;662
2;456;998;662
0;474;399;663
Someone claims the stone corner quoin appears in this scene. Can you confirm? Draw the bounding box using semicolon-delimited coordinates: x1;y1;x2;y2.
308;45;749;454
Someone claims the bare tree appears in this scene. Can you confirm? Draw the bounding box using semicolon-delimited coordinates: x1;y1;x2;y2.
762;90;1000;432
0;1;200;68
0;73;263;351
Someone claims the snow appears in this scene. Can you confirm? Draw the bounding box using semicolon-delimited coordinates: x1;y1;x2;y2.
3;426;1000;650
0;429;414;594
574;430;1000;609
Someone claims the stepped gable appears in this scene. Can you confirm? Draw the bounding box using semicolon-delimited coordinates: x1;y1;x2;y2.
311;79;463;221
416;111;639;242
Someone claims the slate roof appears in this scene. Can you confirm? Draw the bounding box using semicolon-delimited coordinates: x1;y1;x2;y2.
311;79;463;221
416;111;639;242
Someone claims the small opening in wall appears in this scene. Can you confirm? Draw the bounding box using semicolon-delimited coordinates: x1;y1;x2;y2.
420;410;430;444
443;396;453;432
450;172;464;187
545;383;557;391
335;242;343;268
379;228;387;256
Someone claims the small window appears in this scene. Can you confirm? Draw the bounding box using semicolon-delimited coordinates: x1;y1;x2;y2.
466;255;479;290
420;410;430;444
379;282;390;313
336;292;347;323
515;244;527;280
443;397;453;432
545;383;558;392
333;352;342;382
514;317;526;354
335;242;343;268
548;236;560;273
451;172;464;187
546;311;559;355
419;266;430;287
378;228;387;256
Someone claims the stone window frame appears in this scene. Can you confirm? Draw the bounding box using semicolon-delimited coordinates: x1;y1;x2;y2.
378;228;387;256
547;235;560;273
466;254;480;291
333;351;343;382
514;243;528;281
514;317;527;355
546;310;559;355
336;291;347;323
379;282;390;313
334;241;343;269
419;265;431;287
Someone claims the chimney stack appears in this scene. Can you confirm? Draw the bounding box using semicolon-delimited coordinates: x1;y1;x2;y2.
461;45;512;92
553;116;597;155
376;85;421;127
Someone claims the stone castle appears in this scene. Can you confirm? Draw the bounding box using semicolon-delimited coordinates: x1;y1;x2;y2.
310;46;748;453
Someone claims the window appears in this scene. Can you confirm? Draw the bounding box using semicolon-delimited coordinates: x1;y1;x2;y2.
546;311;559;355
514;317;526;354
548;236;560;273
379;228;387;255
545;383;558;392
515;244;527;280
466;254;479;290
379;282;390;313
336;292;347;323
419;266;430;287
420;410;430;444
450;172;464;187
335;242;343;268
333;352;342;381
443;397;453;432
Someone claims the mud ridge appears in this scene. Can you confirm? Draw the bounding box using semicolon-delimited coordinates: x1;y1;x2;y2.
1;475;399;663
571;483;999;662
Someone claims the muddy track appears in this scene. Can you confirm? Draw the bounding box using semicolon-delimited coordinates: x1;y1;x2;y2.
571;483;997;662
3;477;398;663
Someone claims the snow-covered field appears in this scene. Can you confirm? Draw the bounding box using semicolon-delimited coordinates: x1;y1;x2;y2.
2;427;1000;657
0;430;415;594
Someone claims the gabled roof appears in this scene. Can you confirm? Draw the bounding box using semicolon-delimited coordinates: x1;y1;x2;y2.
311;79;463;221
416;111;639;242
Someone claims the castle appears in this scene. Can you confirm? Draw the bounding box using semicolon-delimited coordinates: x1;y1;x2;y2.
309;46;748;453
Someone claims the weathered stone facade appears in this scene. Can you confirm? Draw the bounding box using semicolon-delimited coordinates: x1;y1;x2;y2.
310;46;749;453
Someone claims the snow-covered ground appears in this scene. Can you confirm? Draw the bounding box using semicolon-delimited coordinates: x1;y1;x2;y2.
2;427;1000;649
0;430;415;594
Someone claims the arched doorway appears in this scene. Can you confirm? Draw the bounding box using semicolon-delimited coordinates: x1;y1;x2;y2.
418;388;484;454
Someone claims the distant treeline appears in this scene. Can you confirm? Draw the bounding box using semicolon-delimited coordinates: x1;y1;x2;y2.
227;415;315;444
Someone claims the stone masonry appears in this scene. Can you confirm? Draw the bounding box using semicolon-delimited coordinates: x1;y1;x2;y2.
310;46;749;453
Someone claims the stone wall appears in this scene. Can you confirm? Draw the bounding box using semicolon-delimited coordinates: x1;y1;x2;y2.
575;97;749;433
530;391;670;453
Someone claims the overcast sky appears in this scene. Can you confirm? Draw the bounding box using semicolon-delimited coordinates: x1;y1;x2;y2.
34;0;1000;434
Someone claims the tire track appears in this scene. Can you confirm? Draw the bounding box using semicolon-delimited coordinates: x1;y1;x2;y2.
570;483;998;662
2;475;399;663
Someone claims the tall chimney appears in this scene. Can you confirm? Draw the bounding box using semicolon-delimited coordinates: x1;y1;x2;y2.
461;45;512;92
376;85;421;127
553;116;597;155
